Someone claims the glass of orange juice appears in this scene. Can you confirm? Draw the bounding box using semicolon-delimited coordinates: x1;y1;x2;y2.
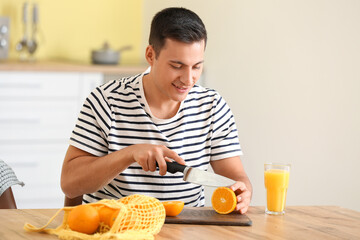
264;163;290;215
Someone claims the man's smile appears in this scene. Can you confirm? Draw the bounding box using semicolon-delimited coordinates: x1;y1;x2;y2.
172;83;190;92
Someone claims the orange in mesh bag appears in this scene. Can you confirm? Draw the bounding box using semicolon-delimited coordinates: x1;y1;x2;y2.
24;194;166;240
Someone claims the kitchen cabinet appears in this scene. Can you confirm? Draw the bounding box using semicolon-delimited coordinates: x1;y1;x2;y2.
0;62;146;208
0;71;102;208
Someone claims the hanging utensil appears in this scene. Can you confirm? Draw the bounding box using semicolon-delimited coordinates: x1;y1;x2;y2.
16;2;29;58
27;3;38;58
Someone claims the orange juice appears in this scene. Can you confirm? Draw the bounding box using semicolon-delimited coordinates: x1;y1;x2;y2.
264;167;290;214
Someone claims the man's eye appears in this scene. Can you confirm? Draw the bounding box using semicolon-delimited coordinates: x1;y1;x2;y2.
171;64;182;69
193;65;201;70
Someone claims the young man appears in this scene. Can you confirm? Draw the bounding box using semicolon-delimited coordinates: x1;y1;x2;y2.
61;7;252;214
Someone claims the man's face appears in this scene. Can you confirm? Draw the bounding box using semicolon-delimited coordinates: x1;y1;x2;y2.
148;38;205;103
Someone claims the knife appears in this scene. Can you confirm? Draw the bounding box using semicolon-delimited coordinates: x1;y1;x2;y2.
161;161;236;187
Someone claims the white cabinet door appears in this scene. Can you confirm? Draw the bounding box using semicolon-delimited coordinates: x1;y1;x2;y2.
0;100;79;141
0;72;81;97
0;71;103;208
0;143;67;208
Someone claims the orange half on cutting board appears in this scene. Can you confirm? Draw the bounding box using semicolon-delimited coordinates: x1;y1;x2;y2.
161;201;185;216
211;187;237;214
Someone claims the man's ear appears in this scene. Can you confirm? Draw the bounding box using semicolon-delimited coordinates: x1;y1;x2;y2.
145;45;156;66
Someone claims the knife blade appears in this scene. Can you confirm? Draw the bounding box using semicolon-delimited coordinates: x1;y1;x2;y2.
163;161;236;187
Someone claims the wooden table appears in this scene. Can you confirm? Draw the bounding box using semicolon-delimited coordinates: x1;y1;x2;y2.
1;206;359;239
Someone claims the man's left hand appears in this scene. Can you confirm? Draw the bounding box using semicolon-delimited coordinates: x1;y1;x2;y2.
230;181;252;214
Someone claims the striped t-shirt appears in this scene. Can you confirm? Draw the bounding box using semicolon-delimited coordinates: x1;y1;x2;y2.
69;70;242;207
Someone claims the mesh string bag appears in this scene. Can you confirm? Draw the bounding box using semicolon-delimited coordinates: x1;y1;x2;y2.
24;194;166;240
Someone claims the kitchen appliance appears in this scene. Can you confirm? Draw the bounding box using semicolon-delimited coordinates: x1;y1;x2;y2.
162;161;236;187
0;17;10;60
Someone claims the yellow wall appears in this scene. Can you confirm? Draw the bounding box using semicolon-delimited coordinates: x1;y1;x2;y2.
0;0;142;64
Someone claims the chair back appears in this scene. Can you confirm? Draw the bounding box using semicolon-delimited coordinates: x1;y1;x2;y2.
64;195;83;207
0;187;17;209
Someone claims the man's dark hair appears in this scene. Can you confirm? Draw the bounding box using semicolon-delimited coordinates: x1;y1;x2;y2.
149;7;207;57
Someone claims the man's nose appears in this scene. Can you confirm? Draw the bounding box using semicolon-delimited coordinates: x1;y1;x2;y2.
181;68;194;85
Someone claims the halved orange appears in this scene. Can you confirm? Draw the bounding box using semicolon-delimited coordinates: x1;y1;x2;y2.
161;201;184;216
211;187;237;214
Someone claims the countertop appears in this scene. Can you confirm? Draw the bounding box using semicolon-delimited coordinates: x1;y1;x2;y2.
0;60;147;74
1;206;359;239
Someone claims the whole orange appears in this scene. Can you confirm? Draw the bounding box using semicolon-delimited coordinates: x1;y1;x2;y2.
97;205;117;226
109;209;120;228
67;204;100;234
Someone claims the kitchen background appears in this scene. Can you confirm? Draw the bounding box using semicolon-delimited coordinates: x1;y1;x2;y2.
1;0;359;212
0;0;142;64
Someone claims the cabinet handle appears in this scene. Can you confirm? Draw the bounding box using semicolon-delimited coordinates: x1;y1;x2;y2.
0;82;42;89
0;118;41;124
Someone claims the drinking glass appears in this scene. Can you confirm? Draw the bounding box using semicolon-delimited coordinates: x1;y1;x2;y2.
264;163;290;215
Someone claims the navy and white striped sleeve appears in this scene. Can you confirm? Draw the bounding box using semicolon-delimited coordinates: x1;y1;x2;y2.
210;94;242;161
69;87;112;156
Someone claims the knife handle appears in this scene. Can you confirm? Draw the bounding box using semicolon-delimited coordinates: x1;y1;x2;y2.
156;161;187;174
165;161;187;174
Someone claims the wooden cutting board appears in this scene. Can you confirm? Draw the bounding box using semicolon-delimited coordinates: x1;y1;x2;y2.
165;207;252;226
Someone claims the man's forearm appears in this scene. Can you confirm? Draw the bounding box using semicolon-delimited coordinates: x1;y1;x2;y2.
61;146;133;198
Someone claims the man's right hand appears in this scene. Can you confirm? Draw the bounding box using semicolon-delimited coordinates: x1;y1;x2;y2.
129;144;185;176
61;144;185;198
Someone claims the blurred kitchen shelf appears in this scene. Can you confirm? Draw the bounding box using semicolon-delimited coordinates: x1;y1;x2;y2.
0;60;147;75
